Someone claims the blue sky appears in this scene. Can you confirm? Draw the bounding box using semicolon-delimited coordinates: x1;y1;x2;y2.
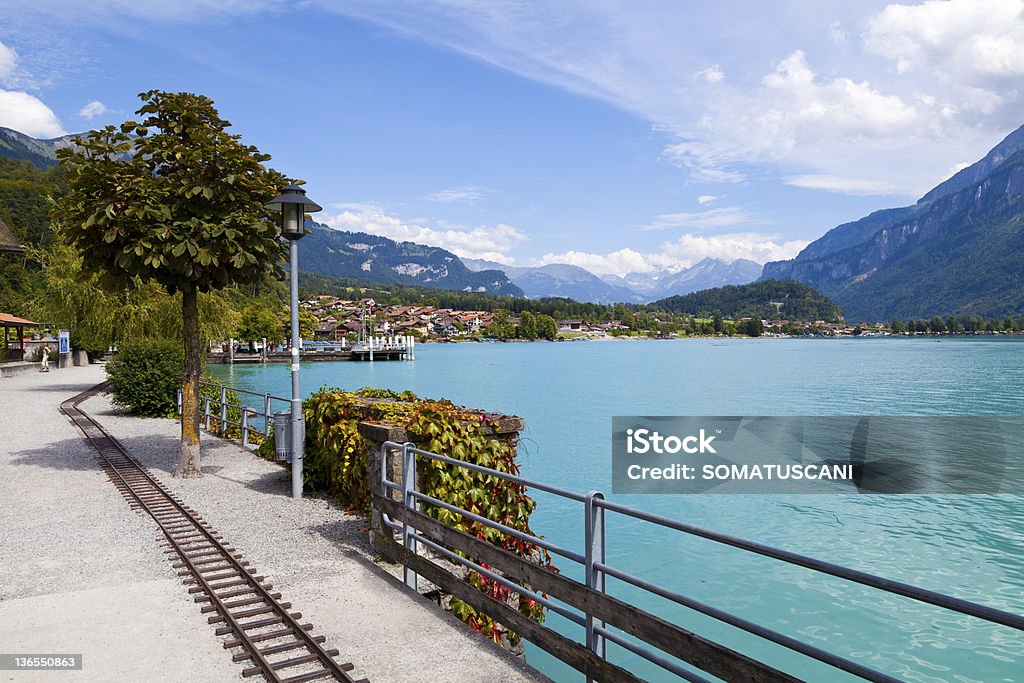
2;1;1024;275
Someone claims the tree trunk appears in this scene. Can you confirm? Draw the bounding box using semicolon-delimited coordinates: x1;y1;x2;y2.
176;282;202;478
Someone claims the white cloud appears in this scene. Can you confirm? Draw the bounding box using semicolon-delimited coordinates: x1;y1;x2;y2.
645;206;760;231
0;89;64;137
785;174;897;195
695;65;724;83
421;184;488;203
0;42;17;83
538;248;655;276
78;100;107;118
865;0;1024;80
321;208;527;262
696;195;719;204
829;21;847;44
540;232;808;276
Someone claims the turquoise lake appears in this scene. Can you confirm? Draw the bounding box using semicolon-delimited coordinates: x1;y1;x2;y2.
210;337;1024;683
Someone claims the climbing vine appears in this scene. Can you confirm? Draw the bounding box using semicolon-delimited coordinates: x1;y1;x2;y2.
258;386;552;644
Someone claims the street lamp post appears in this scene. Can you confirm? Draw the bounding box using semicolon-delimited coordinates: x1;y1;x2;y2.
265;185;322;499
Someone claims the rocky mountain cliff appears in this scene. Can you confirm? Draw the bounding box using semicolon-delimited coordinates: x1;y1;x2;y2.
299;224;524;296
0;127;82;169
762;124;1024;320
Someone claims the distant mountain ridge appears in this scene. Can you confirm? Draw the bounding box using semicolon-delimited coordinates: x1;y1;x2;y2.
762;122;1024;320
463;259;645;303
299;224;523;296
608;258;763;300
465;257;761;303
0;126;82;169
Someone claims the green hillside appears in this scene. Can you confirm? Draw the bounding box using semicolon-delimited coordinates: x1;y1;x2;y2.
653;280;844;321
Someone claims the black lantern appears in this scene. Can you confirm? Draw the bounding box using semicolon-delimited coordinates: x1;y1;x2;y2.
265;185;323;239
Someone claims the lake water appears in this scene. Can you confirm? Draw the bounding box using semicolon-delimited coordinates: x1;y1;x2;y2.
209;337;1024;682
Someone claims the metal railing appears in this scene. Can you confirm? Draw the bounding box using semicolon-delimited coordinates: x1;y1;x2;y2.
377;441;1024;683
177;381;290;448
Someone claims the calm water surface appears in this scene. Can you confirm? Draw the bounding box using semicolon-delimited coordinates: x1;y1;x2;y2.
210;337;1024;682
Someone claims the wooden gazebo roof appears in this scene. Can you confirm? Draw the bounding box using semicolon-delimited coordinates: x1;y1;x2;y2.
0;313;38;327
0;218;25;253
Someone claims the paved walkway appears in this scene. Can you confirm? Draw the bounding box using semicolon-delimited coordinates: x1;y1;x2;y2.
0;364;549;683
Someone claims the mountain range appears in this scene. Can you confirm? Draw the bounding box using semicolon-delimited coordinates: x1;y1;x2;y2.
0;126;79;169
763;123;1024;321
464;257;762;303
298;223;524;296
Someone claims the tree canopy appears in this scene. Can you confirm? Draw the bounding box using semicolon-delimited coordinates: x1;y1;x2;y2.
52;90;291;478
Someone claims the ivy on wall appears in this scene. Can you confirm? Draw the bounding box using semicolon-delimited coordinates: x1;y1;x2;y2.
258;386;551;643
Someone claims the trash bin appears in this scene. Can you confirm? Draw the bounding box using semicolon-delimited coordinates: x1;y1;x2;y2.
273;411;292;461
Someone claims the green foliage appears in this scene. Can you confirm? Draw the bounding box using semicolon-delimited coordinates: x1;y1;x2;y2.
106;338;185;417
32;243;239;351
52;90;288;296
655;280;844;322
236;304;280;344
265;387;551;644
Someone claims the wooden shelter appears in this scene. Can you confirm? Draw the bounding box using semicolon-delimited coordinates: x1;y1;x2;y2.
0;218;24;254
1;313;36;363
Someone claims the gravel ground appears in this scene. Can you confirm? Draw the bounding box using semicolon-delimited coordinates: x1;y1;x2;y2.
83;391;549;683
0;364;241;682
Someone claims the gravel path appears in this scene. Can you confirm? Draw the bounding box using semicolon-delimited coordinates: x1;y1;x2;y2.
0;364;240;682
21;370;548;683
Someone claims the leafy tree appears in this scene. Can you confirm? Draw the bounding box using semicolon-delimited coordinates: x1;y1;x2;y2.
235;304;279;351
283;308;318;341
485;309;515;339
53;90;288;477
536;314;558;340
947;316;960;334
33;243;237;353
743;318;764;337
517;311;538;340
890;318;906;333
928;316;946;333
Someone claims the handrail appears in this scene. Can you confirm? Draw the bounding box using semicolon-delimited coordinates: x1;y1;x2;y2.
178;380;291;448
377;440;1022;683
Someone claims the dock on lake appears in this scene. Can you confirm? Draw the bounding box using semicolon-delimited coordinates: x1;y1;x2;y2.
207;335;416;364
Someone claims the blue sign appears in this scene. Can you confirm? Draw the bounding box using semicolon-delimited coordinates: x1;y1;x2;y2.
58;330;69;354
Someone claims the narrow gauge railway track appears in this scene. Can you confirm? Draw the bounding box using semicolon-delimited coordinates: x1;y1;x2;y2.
61;383;366;683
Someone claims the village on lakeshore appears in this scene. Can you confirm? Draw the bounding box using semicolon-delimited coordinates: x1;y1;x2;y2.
294;293;1024;345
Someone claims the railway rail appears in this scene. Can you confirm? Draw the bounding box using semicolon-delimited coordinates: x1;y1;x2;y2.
61;383;366;683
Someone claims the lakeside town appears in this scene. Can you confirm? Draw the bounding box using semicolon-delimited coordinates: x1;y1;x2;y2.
298;294;1024;344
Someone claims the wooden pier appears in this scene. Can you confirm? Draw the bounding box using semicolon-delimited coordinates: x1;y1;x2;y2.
207;335;416;364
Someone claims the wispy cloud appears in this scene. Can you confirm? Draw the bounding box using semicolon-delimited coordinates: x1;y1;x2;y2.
421;184;488;204
644;206;761;231
0;42;17;83
786;174;897;196
696;195;719;205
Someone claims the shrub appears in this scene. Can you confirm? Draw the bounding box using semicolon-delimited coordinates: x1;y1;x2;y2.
259;386;550;645
105;338;184;416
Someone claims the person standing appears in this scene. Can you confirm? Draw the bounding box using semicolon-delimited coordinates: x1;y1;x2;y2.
40;345;50;372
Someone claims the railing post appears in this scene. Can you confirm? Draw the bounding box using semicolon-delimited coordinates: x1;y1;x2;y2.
219;384;228;436
264;393;272;438
585;490;607;680
176;388;182;415
203;396;211;430
401;442;418;592
241;408;250;448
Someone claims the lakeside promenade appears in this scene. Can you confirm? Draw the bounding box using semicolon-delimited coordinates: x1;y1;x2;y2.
0;364;547;682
